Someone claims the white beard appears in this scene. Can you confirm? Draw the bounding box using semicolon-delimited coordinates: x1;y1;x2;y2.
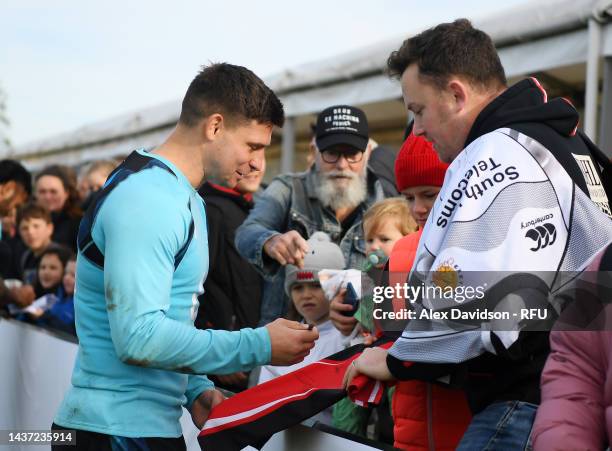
316;170;367;212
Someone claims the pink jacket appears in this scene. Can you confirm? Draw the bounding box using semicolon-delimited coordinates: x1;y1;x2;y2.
533;246;612;450
533;328;612;450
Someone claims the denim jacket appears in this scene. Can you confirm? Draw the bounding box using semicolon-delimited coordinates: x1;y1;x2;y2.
235;165;385;325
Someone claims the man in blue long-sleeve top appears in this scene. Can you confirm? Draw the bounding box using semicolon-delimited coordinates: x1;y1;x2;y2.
52;63;319;450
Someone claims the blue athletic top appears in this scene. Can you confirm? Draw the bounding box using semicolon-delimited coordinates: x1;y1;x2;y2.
55;149;271;437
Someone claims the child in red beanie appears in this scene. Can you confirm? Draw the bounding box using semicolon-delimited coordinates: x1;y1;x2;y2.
387;133;450;292
388;134;471;451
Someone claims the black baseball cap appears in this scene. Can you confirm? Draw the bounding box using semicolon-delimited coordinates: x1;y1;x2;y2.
315;105;369;151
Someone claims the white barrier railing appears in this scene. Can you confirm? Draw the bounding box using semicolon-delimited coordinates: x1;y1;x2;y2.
0;319;384;451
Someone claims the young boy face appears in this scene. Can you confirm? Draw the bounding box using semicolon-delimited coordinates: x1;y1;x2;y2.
38;253;64;289
366;220;405;257
19;217;53;253
290;282;329;325
401;185;441;229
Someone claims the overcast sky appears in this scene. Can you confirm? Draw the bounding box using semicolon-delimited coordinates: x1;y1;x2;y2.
1;0;528;148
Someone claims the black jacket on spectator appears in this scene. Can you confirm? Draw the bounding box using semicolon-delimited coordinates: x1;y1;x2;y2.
0;235;26;280
0;241;12;279
369;145;400;197
51;210;81;251
195;183;263;331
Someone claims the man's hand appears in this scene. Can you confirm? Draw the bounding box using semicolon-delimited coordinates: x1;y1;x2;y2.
329;289;357;336
266;318;319;365
10;285;35;308
191;388;225;430
263;231;308;267
342;347;394;389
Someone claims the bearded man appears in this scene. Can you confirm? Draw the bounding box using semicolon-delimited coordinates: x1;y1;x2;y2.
236;105;385;325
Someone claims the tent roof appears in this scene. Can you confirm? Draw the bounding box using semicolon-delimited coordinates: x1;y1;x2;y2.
8;0;610;165
267;0;598;94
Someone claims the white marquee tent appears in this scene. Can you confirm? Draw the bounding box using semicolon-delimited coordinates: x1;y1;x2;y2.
7;0;612;173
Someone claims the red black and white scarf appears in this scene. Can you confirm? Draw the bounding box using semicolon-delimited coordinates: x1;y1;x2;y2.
198;339;392;450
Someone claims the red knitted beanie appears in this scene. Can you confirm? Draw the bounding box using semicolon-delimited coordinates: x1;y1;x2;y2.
394;134;449;192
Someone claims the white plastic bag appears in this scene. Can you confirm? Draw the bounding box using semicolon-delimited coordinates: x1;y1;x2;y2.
318;269;362;302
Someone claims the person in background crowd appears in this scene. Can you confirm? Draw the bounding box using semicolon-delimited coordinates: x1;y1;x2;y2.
389;132;449;272
0;159;31;280
15;203;59;284
307;121;398;198
236;104;385;326
52;63;318;451
197;158;267;331
35;165;82;251
331;197;417;339
371;134;471;451
256;232;346;426
388;134;470;451
6;203;63;309
368;139;401;198
0;160;31;219
363;198;416;260
330;197;415;442
305;123;317;169
344;19;612;450
196;158;268;391
23;246;72;306
1;205;22;264
532;243;612;450
25;250;76;336
77;159;119;210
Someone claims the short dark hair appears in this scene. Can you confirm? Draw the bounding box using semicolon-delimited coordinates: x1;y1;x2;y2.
39;245;74;269
0;159;32;195
179;63;284;128
35;245;74;294
16;202;51;226
387;19;507;91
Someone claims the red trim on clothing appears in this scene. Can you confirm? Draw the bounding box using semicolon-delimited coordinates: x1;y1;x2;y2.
208;183;253;201
561;98;579;136
530;77;548;103
208;183;241;196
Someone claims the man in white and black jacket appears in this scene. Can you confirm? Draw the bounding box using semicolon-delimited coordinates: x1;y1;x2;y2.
342;19;612;450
